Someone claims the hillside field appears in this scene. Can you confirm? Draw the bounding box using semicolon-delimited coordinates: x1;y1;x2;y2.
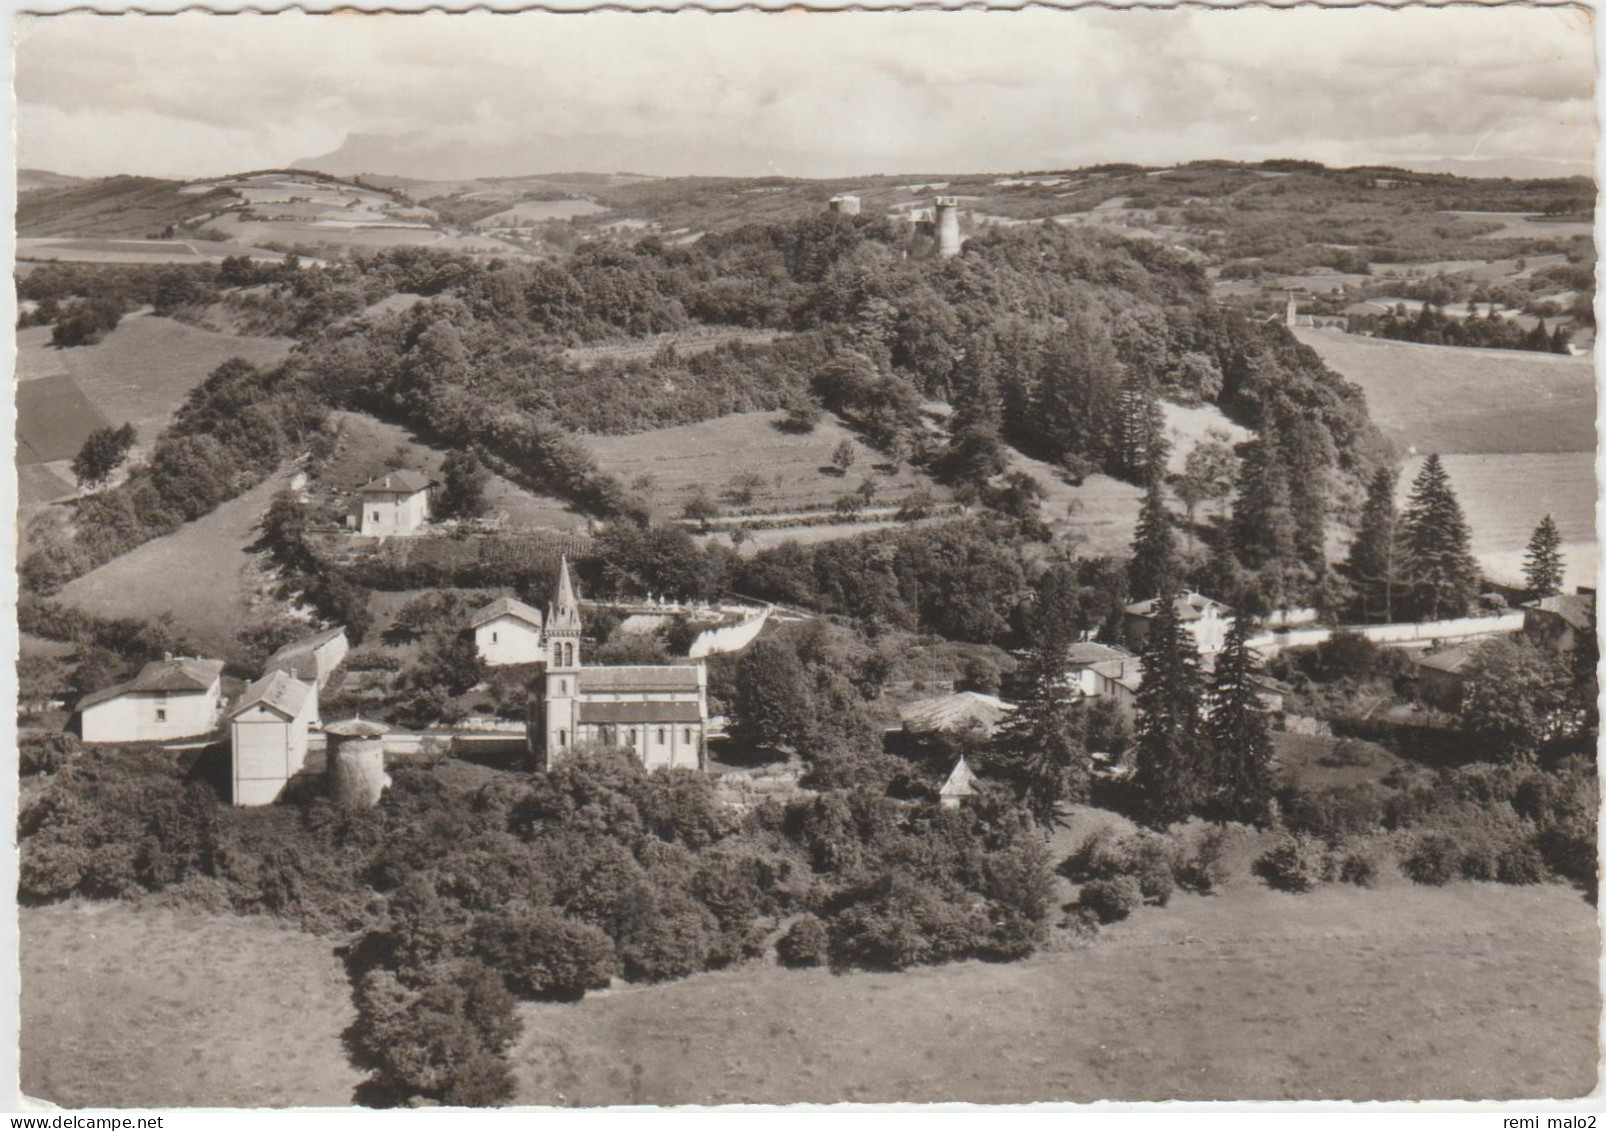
1292;328;1595;456
53;469;293;655
20;901;360;1108
16;315;294;468
584;410;952;524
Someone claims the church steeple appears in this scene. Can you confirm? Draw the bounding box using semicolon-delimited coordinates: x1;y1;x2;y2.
548;555;582;634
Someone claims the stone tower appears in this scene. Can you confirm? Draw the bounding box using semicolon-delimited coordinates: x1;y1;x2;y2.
542;555;583;763
1285;293;1299;328
934;196;962;259
828;194;861;216
324;717;391;808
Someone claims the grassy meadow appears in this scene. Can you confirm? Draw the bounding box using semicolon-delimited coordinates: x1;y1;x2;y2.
20;901;361;1109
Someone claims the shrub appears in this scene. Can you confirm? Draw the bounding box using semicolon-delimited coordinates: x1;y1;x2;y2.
470;910;616;1002
1403;833;1461;886
1175;826;1230;894
1496;841;1547;885
1063;828;1179;905
1337;850;1378;887
1253;835;1324;893
20;732;80;777
1077;876;1142;924
1279;783;1389;846
617;897;718;983
776;913;829;968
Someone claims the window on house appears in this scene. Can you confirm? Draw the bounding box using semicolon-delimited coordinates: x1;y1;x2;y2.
627;729;636;745
491;631;498;643
684;728;693;744
657;728;666;744
558;729;568;748
558;679;567;695
155;707;167;723
372;511;381;523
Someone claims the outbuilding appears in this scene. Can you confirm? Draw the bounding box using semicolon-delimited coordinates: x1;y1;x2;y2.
78;656;225;744
229;669;318;806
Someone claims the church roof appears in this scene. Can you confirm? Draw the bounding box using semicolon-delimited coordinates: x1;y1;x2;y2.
578;701;703;725
548;555;582;633
578;665;702;693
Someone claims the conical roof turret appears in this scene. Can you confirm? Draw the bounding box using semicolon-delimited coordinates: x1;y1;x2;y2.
548;555;582;633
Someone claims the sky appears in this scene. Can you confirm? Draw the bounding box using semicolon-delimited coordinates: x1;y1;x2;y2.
14;6;1598;180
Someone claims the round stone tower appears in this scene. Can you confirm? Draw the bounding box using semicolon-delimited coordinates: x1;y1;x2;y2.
324;717;391;808
934;196;962;258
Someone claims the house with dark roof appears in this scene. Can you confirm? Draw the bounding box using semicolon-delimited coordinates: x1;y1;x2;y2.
353;469;434;536
1411;644;1478;711
1125;592;1234;657
78;656;225;744
1064;641;1136;697
1522;592;1594;656
468;596;546;666
263;625;348;690
529;558;709;772
229;670;318;806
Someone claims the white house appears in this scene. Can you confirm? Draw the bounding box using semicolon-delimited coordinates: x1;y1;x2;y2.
78;657;225;744
354;470;433;536
468;596;546;666
229;670;318;807
1125;592;1234;658
1064;642;1136;697
263;625;348;692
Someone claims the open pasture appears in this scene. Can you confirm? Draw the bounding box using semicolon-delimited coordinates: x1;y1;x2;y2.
16;373;110;466
584;410;951;524
1293;327;1595;456
17;237;285;265
21;901;360;1108
476;199;610;226
54;469;294;655
511;879;1598;1105
1442;211;1595;241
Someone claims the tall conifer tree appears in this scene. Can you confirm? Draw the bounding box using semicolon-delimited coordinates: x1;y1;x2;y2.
1401;454;1480;621
1344;465;1403;622
1131;597;1204;828
1128;478;1178;603
1204;617;1274;826
1522;515;1565;599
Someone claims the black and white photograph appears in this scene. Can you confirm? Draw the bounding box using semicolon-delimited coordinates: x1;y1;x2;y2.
8;2;1601;1111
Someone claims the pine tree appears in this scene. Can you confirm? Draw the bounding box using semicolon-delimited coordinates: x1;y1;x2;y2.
1131;596;1204;828
1115;372;1169;483
1203;617;1274;825
1344;465;1403;622
1230;423;1296;571
1523;515;1566;599
1400;454;1480;621
1128;478;1178;602
990;638;1090;829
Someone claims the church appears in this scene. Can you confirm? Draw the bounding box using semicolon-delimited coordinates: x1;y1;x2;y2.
528;557;709;772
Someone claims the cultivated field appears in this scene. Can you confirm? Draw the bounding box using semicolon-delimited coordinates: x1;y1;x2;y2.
20;901;360;1108
476;199;610;226
16;316;294;465
1442;211;1595;241
53;469;294;655
1293;328;1595;456
510;878;1598;1105
16;237;285;265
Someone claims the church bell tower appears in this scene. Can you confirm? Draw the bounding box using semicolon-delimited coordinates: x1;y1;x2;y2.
542;555;583;763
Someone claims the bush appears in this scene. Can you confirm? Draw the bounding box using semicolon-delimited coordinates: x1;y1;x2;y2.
776;913;829;968
20;732;80;777
1253;835;1324;893
1062;828;1178;905
1403;833;1460;886
1175;826;1230;894
470;910;615;1002
1077;876;1142;924
617;897;718;983
1496;841;1547;885
1279;783;1389;846
1337;849;1378;887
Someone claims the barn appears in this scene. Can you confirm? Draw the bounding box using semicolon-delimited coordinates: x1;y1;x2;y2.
229;670;318;806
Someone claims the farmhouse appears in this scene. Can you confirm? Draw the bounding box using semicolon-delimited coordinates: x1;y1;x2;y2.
1125;592;1234;658
1064;641;1136;697
1521;592;1594;656
352;469;433;536
229;670;317;807
468;596;546;666
1411;644;1478;711
263;625;348;691
77;656;225;744
530;558;709;772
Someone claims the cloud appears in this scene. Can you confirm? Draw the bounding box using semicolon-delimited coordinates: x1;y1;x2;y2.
15;7;1595;179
